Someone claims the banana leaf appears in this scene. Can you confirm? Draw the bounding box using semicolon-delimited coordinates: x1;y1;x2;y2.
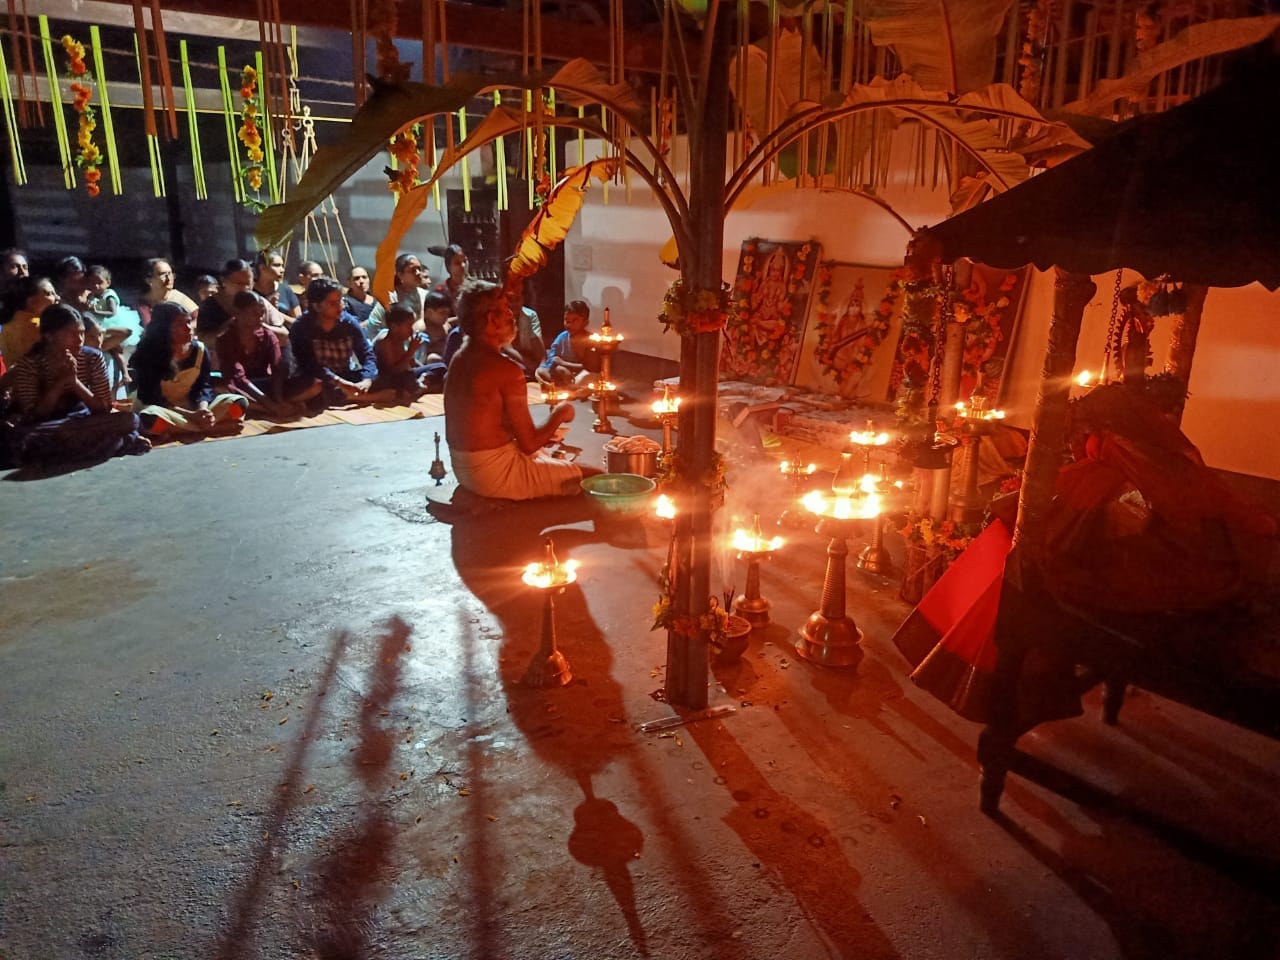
256;59;643;250
862;0;1015;95
1061;15;1280;116
508;159;620;281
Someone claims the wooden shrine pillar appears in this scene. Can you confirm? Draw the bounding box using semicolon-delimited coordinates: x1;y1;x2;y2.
1009;268;1096;568
1164;284;1209;426
665;11;732;710
979;267;1095;813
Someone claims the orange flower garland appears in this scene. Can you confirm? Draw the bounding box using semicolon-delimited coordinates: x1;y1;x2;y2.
61;35;102;196
237;65;267;211
385;125;420;194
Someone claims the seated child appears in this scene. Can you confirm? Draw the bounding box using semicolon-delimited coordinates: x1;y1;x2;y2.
218;290;320;417
535;299;597;393
371;302;446;401
85;264;135;389
420;289;451;362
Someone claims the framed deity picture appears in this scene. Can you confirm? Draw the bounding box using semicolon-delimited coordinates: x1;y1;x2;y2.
720;237;821;386
886;262;1031;404
955;263;1030;404
795;261;903;399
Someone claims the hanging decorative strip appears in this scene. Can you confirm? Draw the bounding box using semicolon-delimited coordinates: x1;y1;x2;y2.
10;0;43;126
36;16;74;189
0;39;28;184
133;32;165;197
237;64;268;212
178;40;207;199
216;46;245;204
59;33;103;196
254;51;280;203
88;26;121;195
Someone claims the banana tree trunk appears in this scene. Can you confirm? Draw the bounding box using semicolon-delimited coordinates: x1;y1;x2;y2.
665;12;732;710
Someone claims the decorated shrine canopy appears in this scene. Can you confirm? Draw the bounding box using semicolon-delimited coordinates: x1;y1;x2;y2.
922;50;1280;291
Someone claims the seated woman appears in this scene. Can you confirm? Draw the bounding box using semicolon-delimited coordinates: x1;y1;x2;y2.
130;302;248;436
136;258;198;328
218;291;320;417
0;276;60;364
8;303;148;466
370;303;446;401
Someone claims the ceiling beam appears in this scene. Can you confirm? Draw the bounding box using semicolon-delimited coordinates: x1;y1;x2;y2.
85;0;671;73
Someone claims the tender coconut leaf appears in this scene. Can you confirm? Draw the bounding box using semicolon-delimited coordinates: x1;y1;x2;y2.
862;0;1014;95
371;108;613;300
1062;15;1280;116
508;159;620;280
373;186;433;305
256;59;642;250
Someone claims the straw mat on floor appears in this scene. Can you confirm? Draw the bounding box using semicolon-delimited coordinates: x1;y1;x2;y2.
153;384;543;445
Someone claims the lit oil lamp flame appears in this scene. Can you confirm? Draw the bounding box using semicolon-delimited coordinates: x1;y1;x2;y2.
655;493;677;520
521;558;579;589
1076;369;1094;387
590;311;623;344
779;460;816;475
957;398;1007;421
802;489;883;520
542;387;569;404
731;527;784;553
848;429;891;446
651;395;682;415
589;380;618;393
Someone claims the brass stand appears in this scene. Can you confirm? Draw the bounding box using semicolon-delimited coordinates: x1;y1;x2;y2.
428;432;448;485
591;388;616;434
857;516;892;575
796;518;865;667
523;588;572;687
949;420;994;524
734;549;773;627
521;537;576;687
776;460;817;528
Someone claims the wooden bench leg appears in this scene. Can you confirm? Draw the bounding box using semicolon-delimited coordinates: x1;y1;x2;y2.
1102;678;1127;725
978;725;1014;814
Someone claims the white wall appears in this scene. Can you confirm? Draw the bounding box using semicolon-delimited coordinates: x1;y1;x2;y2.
566;135;1280;480
566;133;950;361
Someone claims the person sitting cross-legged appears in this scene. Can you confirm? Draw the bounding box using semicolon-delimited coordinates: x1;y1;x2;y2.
443;280;601;501
218;291;320;418
535;299;597;396
290;277;389;408
9;304;149;466
130;302;249;436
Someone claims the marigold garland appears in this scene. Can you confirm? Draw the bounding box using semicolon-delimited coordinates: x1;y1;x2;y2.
384;125;420;194
61;35;102;196
237;65;267;212
658;278;734;336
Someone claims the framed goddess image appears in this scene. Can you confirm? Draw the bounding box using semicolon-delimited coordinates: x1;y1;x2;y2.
720;238;821;385
796;260;904;398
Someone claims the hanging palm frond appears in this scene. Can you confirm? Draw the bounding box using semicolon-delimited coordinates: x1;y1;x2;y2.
1061;15;1280;116
256;58;643;250
862;0;1015;94
508;158;621;280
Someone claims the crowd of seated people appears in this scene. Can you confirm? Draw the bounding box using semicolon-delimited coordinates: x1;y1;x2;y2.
0;243;564;471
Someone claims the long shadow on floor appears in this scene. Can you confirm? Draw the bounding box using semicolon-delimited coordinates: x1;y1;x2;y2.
212;627;352;959
449;500;741;955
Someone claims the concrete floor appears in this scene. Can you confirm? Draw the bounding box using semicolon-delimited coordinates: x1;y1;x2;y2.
2;389;1278;960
